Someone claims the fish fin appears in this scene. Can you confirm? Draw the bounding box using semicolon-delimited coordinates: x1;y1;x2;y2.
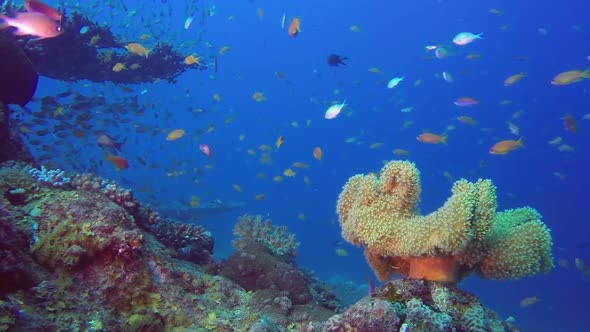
13;29;31;36
113;137;127;151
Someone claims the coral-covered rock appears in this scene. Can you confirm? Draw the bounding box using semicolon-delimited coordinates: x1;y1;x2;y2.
0;33;39;106
0;200;40;294
219;242;312;305
147;219;214;265
30;190;144;270
307;278;519;332
233;214;300;260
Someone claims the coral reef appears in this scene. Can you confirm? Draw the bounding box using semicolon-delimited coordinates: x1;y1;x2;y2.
233;214;300;259
29;166;70;187
218;215;339;327
0;162;341;330
302;278;519;332
0;160;531;331
15;12;189;83
147;220;214;265
337;160;554;282
0;199;40;294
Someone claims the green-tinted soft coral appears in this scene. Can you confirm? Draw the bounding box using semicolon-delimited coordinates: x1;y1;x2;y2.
478;207;554;279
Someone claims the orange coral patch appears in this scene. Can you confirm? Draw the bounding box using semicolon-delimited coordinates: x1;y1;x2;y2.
407;256;458;282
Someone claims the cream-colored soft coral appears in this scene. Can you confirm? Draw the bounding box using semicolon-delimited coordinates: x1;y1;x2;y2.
337;160;553;283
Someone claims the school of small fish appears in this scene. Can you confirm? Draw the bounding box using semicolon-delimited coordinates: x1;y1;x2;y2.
6;4;589;316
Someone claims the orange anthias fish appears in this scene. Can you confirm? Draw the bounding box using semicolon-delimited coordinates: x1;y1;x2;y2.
551;69;590;85
313;146;323;161
490;137;524;155
184;55;202;66
563;114;577;133
25;0;62;22
417;132;447;144
0;12;63;39
276;135;285;148
106;155;129;170
288;17;301;37
457;116;477;126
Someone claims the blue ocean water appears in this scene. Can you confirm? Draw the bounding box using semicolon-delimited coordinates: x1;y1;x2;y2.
22;0;590;330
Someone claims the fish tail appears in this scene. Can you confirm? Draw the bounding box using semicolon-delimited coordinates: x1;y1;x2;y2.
517;137;524;146
477;32;484;39
113;137;126;151
441;134;448;144
582;69;590;78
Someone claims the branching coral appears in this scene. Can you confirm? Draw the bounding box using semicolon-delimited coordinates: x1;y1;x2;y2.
337;160;554;282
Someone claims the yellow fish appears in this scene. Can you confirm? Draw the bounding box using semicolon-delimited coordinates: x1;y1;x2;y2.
219;46;232;55
276;135;285;148
551;69;590;85
283;168;296;177
125;42;150;57
252;91;267;102
520;297;540;308
292;162;309;169
335;248;349;256
504;72;526;86
166;129;185;141
112;63;126;72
